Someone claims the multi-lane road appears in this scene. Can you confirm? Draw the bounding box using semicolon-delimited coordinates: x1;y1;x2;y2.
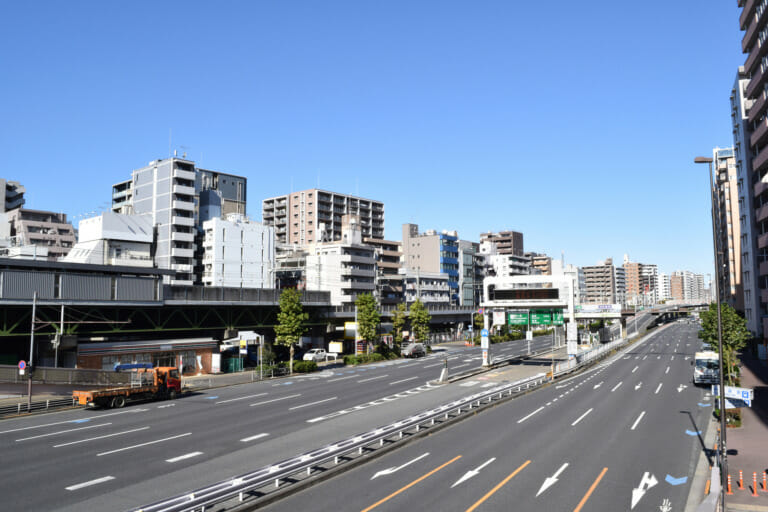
0;332;557;511
263;321;709;512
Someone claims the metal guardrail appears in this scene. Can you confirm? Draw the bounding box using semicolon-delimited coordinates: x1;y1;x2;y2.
132;372;547;512
0;365;131;386
0;397;78;417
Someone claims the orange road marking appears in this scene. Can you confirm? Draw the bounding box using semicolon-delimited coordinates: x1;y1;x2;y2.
574;467;608;512
465;460;531;512
360;455;462;512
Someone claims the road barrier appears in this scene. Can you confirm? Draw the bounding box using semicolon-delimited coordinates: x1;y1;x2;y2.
739;470;745;490
132;372;547;512
753;472;760;497
0;397;78;417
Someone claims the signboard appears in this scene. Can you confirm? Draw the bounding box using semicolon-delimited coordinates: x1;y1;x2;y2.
552;310;564;325
508;311;529;326
526;330;533;341
211;353;221;373
329;341;344;354
531;309;552;325
490;288;559;301
18;360;25;376
712;385;753;407
566;322;578;342
574;304;622;318
481;329;489;349
492;311;506;327
344;322;358;340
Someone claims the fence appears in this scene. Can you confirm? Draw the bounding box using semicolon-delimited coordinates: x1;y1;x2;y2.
0;365;131;386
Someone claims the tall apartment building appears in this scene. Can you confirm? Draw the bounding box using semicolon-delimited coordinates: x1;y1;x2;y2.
658;272;671;302
713;147;744;312
731;66;761;336
623;256;659;306
402;224;460;303
201;214;275;288
305;215;376;306
581;258;617;304
528;253;552;275
670;271;707;303
736;1;768;347
111;157;247;285
262;189;384;246
6;209;76;260
459;240;480;306
363;237;403;305
480;230;524;256
400;268;451;305
615;266;627;306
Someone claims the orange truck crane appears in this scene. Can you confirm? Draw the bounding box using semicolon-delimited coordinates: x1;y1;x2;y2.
73;363;182;409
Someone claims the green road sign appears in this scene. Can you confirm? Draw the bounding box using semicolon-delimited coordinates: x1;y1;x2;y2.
552;310;564;325
531;309;552;325
508;311;529;325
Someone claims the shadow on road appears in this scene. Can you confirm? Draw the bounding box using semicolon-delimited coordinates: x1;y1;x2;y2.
681;410;713;466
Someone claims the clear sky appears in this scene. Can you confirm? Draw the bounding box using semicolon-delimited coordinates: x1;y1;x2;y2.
0;1;743;277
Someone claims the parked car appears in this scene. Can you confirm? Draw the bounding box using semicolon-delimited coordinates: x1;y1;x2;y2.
401;343;426;358
303;348;328;362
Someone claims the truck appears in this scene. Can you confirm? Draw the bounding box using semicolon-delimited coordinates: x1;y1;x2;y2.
72;363;181;408
693;351;719;385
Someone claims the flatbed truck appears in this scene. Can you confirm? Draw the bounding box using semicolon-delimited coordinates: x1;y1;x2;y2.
73;364;181;408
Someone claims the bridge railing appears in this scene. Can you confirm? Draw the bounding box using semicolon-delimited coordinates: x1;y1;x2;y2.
163;286;331;304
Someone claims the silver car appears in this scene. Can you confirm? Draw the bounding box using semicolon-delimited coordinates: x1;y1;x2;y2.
401;343;426;358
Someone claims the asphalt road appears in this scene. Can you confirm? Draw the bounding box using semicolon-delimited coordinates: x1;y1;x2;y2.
0;333;558;511
263;320;709;512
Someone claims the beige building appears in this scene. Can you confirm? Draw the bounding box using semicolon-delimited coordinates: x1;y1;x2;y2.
480;230;524;256
713;147;743;312
262;189;384;246
7;209;76;260
364;237;403;305
581;258;617;304
401;223;460;303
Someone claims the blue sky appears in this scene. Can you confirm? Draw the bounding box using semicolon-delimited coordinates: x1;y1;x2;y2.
0;1;743;276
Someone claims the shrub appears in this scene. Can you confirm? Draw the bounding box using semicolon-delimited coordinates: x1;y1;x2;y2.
292;361;318;373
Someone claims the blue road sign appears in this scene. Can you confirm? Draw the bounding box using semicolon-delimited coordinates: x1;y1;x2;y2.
18;360;25;370
481;329;489;337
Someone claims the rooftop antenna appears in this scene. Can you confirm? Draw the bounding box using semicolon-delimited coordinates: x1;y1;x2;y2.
168;129;172;158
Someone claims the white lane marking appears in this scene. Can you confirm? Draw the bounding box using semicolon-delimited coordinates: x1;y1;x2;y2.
423;363;442;368
328;376;355;383
517;406;545;424
657;355;661;360
157;403;175;409
97;432;192;457
389;377;418;385
611;382;623;392
631;411;646;430
451;457;496;488
249;394;302;407
460;381;479;387
54;427;150;448
536;462;569;496
665;366;670;374
216;393;268;404
571;408;593;426
289;396;338;410
0;409;146;435
452;363;470;369
655;383;663;394
372;453;430;480
16;423;112;442
357;375;389;383
65;476;115;491
632;366;639;373
166;451;203;463
593;381;603;389
240;433;269;443
671;356;675;361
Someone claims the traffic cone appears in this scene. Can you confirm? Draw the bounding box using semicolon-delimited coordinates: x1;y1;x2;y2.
753;473;760;497
762;471;767;492
727;474;734;495
739;470;745;490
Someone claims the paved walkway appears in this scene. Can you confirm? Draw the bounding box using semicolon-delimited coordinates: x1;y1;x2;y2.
723;351;768;511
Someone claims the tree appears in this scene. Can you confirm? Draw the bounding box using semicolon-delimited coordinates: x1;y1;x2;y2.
274;288;308;374
473;313;484;331
699;302;750;385
355;293;381;346
392;302;407;342
409;298;431;343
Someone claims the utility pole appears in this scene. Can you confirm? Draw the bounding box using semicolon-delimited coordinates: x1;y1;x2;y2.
27;291;37;409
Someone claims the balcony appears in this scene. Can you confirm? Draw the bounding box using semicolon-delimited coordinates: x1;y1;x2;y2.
171;247;195;258
749;91;767;123
172;215;195;227
761;260;768;276
759;203;768;223
759;232;768;248
171;231;195;242
741;0;756;30
747;64;766;100
172;200;195;211
742;12;765;53
173;185;196;197
171;263;193;273
753;146;768;173
173;168;196;181
343;268;376;278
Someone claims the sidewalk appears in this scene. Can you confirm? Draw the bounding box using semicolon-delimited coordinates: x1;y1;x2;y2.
723;351;768;511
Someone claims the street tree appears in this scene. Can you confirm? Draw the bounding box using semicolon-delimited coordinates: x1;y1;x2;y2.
355;293;381;346
392;302;407;342
409;298;431;343
274;288;308;374
699;302;750;385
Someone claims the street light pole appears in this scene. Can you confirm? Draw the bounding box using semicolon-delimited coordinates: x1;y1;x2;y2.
695;155;728;511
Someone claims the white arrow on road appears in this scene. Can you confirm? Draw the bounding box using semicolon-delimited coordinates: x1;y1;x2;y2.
371;453;429;480
631;472;658;509
536;462;569;496
677;384;688;393
593;382;603;389
451;457;496;488
635;382;643;390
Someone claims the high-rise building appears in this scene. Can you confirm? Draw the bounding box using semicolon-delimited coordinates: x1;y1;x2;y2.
731;67;761;337
402;224;460;303
614;266;627;306
581;258;617;304
111;157;247;285
262;189;384;246
363;237;403;305
480;230;524;256
713;147;744;312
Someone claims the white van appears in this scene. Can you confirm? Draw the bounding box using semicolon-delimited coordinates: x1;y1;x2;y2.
693;351;719;385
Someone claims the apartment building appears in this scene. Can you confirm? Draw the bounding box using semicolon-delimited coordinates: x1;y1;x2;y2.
305;215;376;306
480;230;524;256
713;147;744;312
402;223;459;303
400;268;451;305
670;271;707;303
615;266;627;306
581;258;617;304
736;1;768;348
262;189;384;246
731;66;761;336
6;209;76;260
529;253;552;275
201;214;275;288
363;237;403;305
111;157;247;285
459;240;480;306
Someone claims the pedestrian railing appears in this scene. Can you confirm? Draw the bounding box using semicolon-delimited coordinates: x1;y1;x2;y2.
0;397;78;418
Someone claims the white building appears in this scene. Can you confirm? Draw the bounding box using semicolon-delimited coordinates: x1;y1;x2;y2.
201;214;275;288
400;268;451;305
305;215;376;305
658;272;671;302
62;212;153;267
